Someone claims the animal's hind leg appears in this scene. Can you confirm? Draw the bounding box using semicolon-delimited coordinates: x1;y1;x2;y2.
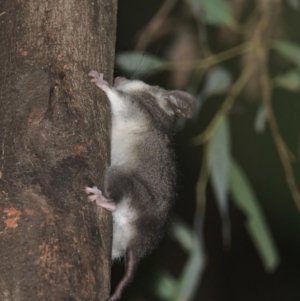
85;186;116;211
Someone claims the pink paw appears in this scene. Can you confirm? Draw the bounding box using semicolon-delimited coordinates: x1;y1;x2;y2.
85;186;116;212
88;70;110;92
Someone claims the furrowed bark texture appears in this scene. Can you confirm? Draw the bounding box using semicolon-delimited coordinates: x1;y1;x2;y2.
0;1;117;300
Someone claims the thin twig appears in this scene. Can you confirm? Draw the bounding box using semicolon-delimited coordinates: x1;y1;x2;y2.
260;49;300;212
135;0;178;51
163;42;253;71
256;1;300;212
196;143;210;210
192;62;255;145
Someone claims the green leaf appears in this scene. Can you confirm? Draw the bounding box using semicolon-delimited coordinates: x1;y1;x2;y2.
201;0;233;26
174;213;205;301
168;216;206;301
115;52;166;76
151;271;178;301
229;159;280;272
287;0;300;10
254;104;267;134
154;217;205;301
272;40;300;68
274;69;300;91
175;236;205;301
208;116;231;245
201;66;232;98
170;217;194;252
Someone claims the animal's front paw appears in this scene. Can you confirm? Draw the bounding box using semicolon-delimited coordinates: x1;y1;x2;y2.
88;70;110;92
85;186;116;212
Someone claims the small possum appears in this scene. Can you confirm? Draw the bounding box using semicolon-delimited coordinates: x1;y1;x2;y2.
86;71;196;301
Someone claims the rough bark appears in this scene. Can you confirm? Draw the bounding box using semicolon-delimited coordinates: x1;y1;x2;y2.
0;1;117;300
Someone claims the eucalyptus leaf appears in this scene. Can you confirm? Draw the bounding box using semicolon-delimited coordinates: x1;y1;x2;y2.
254;104;267;134
151;271;178;301
175;236;205;301
168;215;206;301
287;0;300;10
272;40;300;68
201;66;232;99
170;217;194;252
201;0;233;26
274;70;300;91
189;0;202;17
208;116;231;246
115;52;166;77
229;159;280;272
155;217;205;301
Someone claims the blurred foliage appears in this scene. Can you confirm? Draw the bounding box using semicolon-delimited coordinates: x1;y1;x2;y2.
229;159;280;272
151;217;205;301
116;0;300;300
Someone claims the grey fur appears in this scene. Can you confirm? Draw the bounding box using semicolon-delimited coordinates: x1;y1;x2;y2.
86;71;196;301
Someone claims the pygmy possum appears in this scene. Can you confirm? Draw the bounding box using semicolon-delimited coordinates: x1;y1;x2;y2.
86;70;196;301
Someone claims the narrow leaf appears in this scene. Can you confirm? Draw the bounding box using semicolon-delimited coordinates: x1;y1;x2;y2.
274;69;300;91
155;217;206;301
287;0;300;10
170;217;194;252
201;0;233;26
229;159;280;272
208;116;231;245
115;52;166;77
173;212;205;301
272;40;300;68
175;236;205;301
254;104;267;134
201;66;232;99
151;271;178;301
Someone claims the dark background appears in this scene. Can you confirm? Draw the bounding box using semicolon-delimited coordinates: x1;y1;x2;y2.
112;1;300;300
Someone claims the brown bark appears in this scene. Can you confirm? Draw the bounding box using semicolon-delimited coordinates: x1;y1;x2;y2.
0;1;117;300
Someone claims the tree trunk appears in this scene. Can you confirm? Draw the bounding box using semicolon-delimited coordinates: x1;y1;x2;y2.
0;1;117;300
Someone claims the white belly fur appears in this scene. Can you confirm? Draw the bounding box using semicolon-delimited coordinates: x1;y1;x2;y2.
111;197;136;260
110;118;146;166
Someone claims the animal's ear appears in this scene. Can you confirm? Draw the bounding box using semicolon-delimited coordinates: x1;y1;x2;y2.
160;90;196;118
